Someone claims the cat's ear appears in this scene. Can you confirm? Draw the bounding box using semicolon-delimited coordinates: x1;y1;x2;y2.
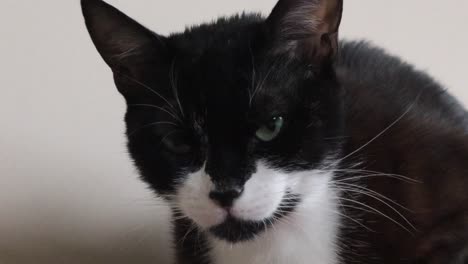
81;0;168;74
266;0;343;63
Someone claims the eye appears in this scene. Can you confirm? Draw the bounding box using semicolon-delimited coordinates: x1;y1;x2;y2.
162;132;193;154
255;117;284;142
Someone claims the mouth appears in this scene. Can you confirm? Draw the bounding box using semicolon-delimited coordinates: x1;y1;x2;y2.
209;193;301;243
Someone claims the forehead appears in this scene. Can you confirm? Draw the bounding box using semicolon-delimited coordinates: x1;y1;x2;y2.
166;17;303;121
170;24;260;73
170;15;264;50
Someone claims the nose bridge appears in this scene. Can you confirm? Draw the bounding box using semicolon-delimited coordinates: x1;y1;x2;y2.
205;140;252;189
205;96;253;189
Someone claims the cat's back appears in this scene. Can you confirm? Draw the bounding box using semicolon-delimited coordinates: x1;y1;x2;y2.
336;40;468;132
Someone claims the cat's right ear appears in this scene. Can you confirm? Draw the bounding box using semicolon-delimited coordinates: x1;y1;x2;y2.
82;0;169;94
266;0;343;64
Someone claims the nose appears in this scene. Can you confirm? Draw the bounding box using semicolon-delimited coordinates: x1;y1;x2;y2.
209;188;243;208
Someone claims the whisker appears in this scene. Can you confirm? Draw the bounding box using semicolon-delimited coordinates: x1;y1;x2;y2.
330;209;375;233
128;104;182;123
334;185;418;232
116;72;177;112
249;60;276;105
170;59;185;118
334;174;420;184
336;98;419;164
339;197;415;235
266;217;277;234
248;42;256;106
179;222;198;246
324;168;421;184
333;182;415;213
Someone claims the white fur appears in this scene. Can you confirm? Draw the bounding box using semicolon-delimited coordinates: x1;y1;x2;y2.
176;161;341;264
231;164;287;222
177;167;227;228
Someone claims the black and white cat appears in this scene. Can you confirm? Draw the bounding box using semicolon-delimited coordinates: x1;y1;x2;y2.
81;0;468;263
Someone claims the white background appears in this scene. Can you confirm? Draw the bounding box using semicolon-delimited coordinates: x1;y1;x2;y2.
0;0;467;263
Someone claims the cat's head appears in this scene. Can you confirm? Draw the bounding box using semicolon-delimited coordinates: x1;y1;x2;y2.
82;0;343;243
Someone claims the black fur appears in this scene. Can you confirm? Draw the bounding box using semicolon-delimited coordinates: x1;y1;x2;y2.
82;0;468;263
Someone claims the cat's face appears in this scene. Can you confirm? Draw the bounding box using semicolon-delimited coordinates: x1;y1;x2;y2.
82;0;343;243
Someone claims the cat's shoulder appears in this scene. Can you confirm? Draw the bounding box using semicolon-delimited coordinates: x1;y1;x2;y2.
337;40;432;86
337;40;468;130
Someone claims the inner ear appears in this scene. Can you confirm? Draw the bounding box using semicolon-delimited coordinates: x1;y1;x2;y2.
266;0;343;62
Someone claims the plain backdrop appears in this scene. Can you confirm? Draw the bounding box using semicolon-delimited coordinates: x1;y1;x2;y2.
0;0;467;263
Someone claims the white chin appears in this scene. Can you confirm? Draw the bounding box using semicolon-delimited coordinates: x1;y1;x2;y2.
176;162;291;229
230;164;288;222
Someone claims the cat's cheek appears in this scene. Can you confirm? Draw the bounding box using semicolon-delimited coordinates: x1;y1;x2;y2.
231;163;287;222
176;169;227;228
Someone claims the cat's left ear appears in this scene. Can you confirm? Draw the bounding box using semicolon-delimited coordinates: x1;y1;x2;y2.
266;0;343;63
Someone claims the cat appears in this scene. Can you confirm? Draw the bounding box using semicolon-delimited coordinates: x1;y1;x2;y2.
81;0;468;263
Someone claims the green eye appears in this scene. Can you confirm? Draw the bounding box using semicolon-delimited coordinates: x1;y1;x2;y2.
256;117;284;142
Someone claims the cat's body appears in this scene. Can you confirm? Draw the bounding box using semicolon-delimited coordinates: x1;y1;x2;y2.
336;41;468;264
82;0;468;263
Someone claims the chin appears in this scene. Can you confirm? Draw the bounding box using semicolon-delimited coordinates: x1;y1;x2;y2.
209;216;266;243
208;194;301;243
